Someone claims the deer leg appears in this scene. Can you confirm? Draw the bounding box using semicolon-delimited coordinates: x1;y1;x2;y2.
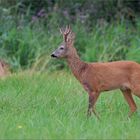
121;89;137;117
82;82;100;118
87;92;100;119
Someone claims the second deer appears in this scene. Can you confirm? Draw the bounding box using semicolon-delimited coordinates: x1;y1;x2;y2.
51;26;140;118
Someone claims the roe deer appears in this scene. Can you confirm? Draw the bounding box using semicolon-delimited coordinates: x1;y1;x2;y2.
51;25;140;118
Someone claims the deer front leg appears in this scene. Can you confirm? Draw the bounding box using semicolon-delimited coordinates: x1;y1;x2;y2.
83;82;100;118
87;92;100;118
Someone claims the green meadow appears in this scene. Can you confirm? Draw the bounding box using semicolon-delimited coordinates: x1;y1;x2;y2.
1;1;140;139
0;71;140;139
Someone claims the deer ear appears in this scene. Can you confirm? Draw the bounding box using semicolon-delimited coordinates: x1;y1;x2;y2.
66;32;75;44
71;32;75;40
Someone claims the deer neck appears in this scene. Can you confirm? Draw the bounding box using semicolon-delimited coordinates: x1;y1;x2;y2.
67;52;87;81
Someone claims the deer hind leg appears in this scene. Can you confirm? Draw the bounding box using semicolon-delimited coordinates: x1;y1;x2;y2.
121;89;137;117
87;92;100;119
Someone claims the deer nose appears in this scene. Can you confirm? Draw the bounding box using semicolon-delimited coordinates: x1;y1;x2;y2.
51;53;57;57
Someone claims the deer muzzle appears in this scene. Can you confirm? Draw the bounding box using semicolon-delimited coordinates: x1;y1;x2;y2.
51;53;57;58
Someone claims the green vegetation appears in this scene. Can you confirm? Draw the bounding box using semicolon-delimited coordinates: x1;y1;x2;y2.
0;0;140;71
0;0;140;139
0;72;140;139
1;20;140;71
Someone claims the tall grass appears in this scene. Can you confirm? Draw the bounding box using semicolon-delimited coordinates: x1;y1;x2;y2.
0;6;140;71
1;22;140;71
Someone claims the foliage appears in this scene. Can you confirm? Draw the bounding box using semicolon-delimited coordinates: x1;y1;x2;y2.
7;0;140;26
0;0;140;71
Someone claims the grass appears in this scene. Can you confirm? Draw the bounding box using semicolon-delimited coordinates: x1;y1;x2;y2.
0;71;140;139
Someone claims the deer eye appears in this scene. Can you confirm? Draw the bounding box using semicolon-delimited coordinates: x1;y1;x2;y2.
60;47;64;50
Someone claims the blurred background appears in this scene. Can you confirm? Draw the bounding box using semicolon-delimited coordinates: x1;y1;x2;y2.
0;0;140;72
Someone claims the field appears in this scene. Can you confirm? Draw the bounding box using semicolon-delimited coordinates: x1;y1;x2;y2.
0;1;140;139
0;71;140;139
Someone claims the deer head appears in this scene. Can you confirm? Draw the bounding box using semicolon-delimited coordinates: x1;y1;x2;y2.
51;25;75;58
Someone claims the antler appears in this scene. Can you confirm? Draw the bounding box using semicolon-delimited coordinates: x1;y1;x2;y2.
60;25;71;42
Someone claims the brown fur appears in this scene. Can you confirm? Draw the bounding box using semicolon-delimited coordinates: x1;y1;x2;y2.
51;26;139;118
0;60;10;77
